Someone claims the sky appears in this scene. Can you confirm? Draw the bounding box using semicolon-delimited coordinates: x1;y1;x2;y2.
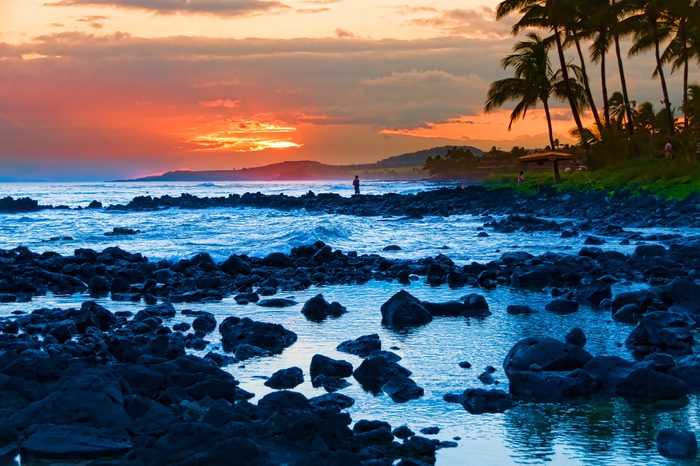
0;0;696;180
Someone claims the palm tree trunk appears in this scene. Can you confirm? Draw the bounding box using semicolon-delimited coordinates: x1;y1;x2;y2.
553;26;587;144
601;52;610;126
543;98;556;150
614;33;635;135
683;50;689;129
574;36;603;129
653;31;674;134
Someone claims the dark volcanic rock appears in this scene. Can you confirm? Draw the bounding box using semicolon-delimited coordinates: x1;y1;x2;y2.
301;294;347;322
380;290;432;328
265;367;304;390
310;354;353;379
617;368;689;400
503;337;592;374
461;388;517;414
219;316;297;356
192;312;217;335
507;305;536;315
657;428;698;459
257;298;297;308
508;369;601;402
545;299;579;314
354;354;412;394
381;375;424;403
625;311;694;359
337;334;381;358
20;424;132;459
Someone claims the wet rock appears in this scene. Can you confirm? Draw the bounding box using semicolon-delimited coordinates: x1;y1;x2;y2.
584;236;605;245
104;227;140;236
565;328;586;348
625;311;694;359
192;312;217;335
477;372;496;385
420;427;439;435
380;290;432;329
219;316;297;356
20;424;132;459
670;355;700;392
662;277;700;313
618;368;689;400
611;290;656;317
383;245;402;251
504;337;592;375
219;255;251;275
265;367;304;390
458;361;472;369
301;294;347;322
613;303;641;323
545;299;579;314
354;354;412;393
392;425;415;439
422;295;491;318
257;298;296;308
337;334;381;358
581;356;635;395
657;428;698;459
381;375;424;403
311;375;351;392
261;252;294;268
310;354;353;379
575;281;612;307
457;388;517;414
309;393;355;411
508;368;601;402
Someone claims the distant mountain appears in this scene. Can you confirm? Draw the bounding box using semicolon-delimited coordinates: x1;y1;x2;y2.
373;145;485;168
123;145;485;182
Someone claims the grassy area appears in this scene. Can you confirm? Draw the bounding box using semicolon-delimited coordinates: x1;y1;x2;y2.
486;158;700;200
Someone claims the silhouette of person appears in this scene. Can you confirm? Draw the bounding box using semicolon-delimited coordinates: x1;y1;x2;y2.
517;170;525;185
664;141;673;159
353;175;360;195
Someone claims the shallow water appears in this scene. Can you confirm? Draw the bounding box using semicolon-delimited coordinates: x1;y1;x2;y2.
1;181;699;465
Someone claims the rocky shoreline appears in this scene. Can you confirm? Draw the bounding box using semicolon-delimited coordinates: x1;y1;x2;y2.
2;185;700;229
1;186;700;464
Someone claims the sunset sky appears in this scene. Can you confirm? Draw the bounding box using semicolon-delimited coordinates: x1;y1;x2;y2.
0;0;695;180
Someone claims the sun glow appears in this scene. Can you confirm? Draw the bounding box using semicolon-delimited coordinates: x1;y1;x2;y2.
188;120;302;152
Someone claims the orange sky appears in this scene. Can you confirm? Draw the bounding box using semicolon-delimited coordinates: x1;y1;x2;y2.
0;0;693;179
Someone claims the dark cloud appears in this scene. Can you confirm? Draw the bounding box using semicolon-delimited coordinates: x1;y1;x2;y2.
45;0;290;17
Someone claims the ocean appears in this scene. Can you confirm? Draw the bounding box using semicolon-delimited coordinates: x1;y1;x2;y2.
0;180;696;466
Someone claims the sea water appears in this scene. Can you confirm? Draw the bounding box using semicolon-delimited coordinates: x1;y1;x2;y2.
0;181;697;465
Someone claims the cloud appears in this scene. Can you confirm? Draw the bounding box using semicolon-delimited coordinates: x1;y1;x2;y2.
296;8;329;14
334;28;354;38
406;7;513;39
45;0;290;17
199;98;241;108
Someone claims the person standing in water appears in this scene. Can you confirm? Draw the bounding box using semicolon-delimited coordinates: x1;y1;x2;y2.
353;175;360;195
517;170;525;185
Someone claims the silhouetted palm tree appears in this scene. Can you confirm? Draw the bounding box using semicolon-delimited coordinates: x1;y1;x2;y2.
484;33;587;149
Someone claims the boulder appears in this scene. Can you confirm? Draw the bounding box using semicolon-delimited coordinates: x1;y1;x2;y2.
20;424;132;459
657;428;698;459
381;375;424;403
670;355;700;392
219;317;297;356
310;354;353;379
354;354;412;393
264;367;304;390
380;290;432;328
507;305;536;315
337;334;381;358
617;368;690;400
581;356;635;395
257;298;296;308
261;252;294;268
625;311;694;359
309;393;355;411
508;369;601;402
461;388;517;414
503;337;592;375
192;313;217;335
301;294;347;322
565;328;586;348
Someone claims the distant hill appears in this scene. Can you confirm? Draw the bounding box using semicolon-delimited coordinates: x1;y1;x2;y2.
373;145;485;168
123;145;485;182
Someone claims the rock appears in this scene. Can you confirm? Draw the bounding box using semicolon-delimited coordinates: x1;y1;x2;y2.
420;427;439;435
380;290;432;328
565;328;586;348
392;425;415;439
383;245;402;251
617;368;690;400
257;390;310;412
219;316;297;356
581;356;635;395
613;303;641;323
458;361;472;369
354;354;412;393
545;300;579;314
508;369;601;402
381;376;424;403
663;277;700;313
461;388;517;414
301;294;347;322
261;252;294;268
657;428;698;459
337;334;381;358
503;337;592;375
104;227;140;236
461;294;491;317
422;295;491;318
310;354;353;379
257;298;296;308
219;255;251;275
625;311;694;359
477;372;495;385
575;281;612;307
507;305;536;315
20;424;132;459
309;393;355;411
265;367;304;390
311;375;351;392
584;236;605;245
670;355;700;392
611;290;656;316
192;313;217;335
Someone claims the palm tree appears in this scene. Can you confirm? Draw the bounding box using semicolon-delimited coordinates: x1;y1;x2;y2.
496;0;588;141
622;0;676;134
662;0;700;128
484;32;587;150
